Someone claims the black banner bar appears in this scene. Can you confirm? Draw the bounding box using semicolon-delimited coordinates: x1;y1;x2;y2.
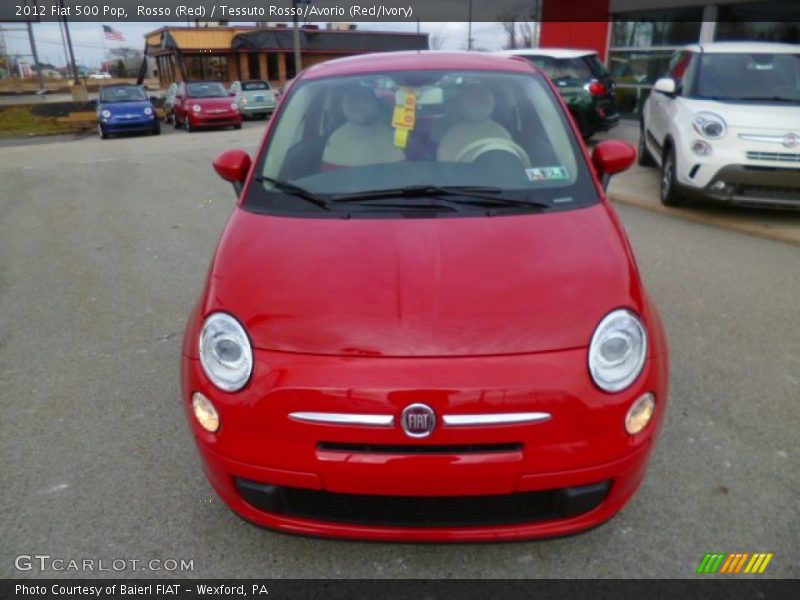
2;579;800;600
3;0;800;23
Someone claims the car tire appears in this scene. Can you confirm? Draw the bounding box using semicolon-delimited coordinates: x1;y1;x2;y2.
637;125;656;167
660;146;685;207
152;124;161;136
98;124;108;140
186;120;194;133
234;123;242;130
173;115;181;130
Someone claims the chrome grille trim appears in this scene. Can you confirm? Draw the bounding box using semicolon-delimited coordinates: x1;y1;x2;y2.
442;412;552;426
746;151;800;163
289;412;394;427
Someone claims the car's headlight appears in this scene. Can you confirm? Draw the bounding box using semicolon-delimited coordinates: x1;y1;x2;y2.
692;112;726;140
144;107;153;115
199;312;253;392
192;104;202;113
588;309;647;392
230;103;238;111
101;110;111;118
241;97;248;104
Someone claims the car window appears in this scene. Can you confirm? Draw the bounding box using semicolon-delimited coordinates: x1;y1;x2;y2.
693;52;800;102
243;81;270;91
248;69;599;218
100;86;146;103
519;56;594;83
186;82;228;98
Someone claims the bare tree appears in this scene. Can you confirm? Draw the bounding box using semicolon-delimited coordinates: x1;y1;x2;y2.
427;30;450;51
498;1;538;49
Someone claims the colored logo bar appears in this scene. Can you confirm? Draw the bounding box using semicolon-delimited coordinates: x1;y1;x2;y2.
697;553;773;574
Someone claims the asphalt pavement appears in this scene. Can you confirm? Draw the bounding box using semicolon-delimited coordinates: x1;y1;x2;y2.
0;123;797;578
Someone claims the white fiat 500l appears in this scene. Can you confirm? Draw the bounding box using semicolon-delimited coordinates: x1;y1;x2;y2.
640;42;800;208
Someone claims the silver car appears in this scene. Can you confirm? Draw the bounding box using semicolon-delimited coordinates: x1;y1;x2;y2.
229;80;277;120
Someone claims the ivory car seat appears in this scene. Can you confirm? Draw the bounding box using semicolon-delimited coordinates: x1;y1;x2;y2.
437;85;511;162
322;88;404;169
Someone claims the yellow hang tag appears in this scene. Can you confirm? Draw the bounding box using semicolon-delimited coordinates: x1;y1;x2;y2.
392;105;415;130
394;127;409;148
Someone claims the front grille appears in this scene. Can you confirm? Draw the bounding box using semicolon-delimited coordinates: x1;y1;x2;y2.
746;151;800;164
236;479;610;528
317;442;523;454
738;185;800;202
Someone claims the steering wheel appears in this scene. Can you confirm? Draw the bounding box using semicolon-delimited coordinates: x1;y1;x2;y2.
455;138;532;169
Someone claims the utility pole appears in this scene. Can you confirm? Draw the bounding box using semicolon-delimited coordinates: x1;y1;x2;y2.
467;0;473;51
60;0;79;83
292;0;312;77
26;20;44;91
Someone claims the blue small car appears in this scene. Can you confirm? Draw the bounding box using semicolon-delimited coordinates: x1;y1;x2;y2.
96;84;160;139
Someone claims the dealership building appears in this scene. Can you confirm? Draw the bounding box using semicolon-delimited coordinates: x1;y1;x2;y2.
539;0;799;115
144;24;428;88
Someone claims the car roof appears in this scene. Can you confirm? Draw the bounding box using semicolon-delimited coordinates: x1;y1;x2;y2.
301;51;539;80
495;48;597;59
683;41;800;54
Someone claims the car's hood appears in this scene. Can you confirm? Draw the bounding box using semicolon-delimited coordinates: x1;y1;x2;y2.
683;98;800;130
203;204;642;357
190;97;235;109
101;101;151;114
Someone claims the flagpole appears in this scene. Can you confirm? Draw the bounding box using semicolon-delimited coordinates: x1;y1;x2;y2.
101;25;106;72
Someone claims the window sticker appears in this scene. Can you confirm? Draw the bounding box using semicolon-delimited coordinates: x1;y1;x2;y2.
525;166;570;181
392;86;417;148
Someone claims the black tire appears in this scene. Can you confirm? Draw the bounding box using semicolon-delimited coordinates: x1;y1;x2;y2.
152;124;161;136
660;146;685;207
186;119;194;133
173;114;181;130
233;123;242;130
637;124;656;167
98;124;109;140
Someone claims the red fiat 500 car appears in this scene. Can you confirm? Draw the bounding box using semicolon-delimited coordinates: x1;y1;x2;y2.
173;81;243;132
181;52;669;542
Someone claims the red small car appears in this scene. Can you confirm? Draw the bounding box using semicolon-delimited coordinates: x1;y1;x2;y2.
173;81;242;132
181;52;669;542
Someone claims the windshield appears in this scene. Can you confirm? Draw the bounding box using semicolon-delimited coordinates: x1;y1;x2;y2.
248;69;598;218
693;52;800;102
186;82;228;98
100;86;146;103
243;81;270;91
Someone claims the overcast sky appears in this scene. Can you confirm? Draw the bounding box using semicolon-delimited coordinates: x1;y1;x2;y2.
2;21;511;68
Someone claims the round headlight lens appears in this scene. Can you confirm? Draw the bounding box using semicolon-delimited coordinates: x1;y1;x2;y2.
192;104;202;113
199;312;253;392
589;309;647;392
144;107;153;115
692;112;726;140
101;110;111;118
230;103;238;111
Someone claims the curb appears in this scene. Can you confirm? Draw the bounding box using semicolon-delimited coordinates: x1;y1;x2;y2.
609;190;800;249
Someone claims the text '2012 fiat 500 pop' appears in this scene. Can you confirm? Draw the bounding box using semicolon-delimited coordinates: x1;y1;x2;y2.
181;52;669;542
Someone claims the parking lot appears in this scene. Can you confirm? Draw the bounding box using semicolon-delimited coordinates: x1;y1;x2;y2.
0;121;797;578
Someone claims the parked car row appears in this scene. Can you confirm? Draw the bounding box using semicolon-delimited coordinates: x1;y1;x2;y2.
96;78;279;139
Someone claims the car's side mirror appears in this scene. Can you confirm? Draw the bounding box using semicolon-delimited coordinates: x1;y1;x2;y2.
149;96;158;104
654;77;677;97
88;99;97;109
213;149;252;196
592;140;636;190
230;91;236;97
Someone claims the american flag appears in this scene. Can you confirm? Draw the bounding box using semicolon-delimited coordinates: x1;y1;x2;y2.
102;25;125;42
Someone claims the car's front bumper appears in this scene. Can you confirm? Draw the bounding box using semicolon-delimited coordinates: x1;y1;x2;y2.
681;164;800;209
101;116;157;133
188;112;242;128
181;341;668;541
240;104;275;116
